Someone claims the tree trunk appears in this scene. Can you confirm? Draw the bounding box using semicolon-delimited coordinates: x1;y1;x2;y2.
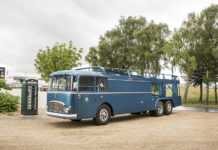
183;81;190;104
199;82;203;102
206;83;209;105
205;71;209;105
215;81;217;104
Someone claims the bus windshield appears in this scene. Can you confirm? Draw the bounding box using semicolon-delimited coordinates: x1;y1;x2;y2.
49;75;72;91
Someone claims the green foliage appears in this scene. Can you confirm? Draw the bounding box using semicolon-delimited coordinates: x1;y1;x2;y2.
134;21;170;76
0;79;18;113
181;4;218;85
34;41;83;82
0;92;20;113
166;4;218;103
85;46;99;66
172;15;198;78
86;16;170;76
163;30;181;75
0;79;11;91
200;4;218;83
165;4;218;82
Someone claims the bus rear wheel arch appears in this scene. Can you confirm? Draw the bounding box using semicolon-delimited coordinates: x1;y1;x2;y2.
94;104;111;125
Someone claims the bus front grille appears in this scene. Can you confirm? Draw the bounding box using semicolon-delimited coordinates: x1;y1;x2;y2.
48;101;65;113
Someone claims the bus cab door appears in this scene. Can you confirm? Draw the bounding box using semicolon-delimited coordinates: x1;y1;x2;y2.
77;76;98;119
77;93;97;119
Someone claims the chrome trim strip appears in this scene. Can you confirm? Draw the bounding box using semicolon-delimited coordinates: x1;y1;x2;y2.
78;92;152;94
108;79;149;82
48;91;73;94
48;91;152;94
46;112;77;119
48;100;65;106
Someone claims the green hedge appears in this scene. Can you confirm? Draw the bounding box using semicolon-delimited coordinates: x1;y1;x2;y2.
0;92;20;113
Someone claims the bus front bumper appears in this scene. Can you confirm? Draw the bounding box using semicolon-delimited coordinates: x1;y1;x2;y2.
46;111;77;119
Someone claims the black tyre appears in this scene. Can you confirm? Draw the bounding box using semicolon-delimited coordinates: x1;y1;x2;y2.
164;100;173;115
149;101;164;117
94;104;111;125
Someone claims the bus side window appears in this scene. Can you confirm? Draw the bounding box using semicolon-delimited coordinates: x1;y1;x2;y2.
96;77;107;92
79;76;94;91
72;76;78;91
152;83;159;96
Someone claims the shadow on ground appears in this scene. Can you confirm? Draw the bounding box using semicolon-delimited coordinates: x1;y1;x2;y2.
48;112;178;128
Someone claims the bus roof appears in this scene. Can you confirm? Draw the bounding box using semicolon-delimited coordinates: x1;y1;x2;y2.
50;66;180;84
50;70;105;77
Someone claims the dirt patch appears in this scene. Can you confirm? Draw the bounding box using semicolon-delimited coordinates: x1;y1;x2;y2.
0;109;218;150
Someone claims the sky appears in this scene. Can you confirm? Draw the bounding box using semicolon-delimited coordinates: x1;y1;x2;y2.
0;0;217;78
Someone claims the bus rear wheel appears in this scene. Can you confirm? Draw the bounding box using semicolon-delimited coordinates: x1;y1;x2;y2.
164;100;173;115
94;104;111;125
149;101;164;117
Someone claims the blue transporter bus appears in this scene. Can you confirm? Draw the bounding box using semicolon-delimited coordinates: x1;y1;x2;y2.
47;67;181;125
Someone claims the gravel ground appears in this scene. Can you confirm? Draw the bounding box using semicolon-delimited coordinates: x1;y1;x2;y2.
0;109;218;150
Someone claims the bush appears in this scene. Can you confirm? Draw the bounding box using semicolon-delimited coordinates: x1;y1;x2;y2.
0;92;20;113
0;79;11;91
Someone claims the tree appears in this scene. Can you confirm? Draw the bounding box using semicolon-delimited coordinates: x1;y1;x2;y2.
172;4;218;104
163;29;181;75
86;16;170;76
134;21;170;76
86;16;146;70
198;4;218;104
178;49;197;104
172;13;198;104
181;12;206;103
85;46;99;66
34;41;83;82
190;67;205;102
0;79;11;91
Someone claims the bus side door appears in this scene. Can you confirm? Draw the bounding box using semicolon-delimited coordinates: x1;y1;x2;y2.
77;76;98;119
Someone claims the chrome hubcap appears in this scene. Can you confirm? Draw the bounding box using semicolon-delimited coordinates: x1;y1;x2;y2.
99;108;108;121
157;104;163;114
167;103;172;112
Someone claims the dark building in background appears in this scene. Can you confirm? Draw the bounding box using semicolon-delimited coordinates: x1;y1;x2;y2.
0;67;5;79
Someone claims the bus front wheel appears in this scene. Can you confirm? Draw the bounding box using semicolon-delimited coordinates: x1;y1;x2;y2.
149;101;164;117
94;104;111;125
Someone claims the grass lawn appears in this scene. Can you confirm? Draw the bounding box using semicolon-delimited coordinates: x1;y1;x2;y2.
180;86;218;108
